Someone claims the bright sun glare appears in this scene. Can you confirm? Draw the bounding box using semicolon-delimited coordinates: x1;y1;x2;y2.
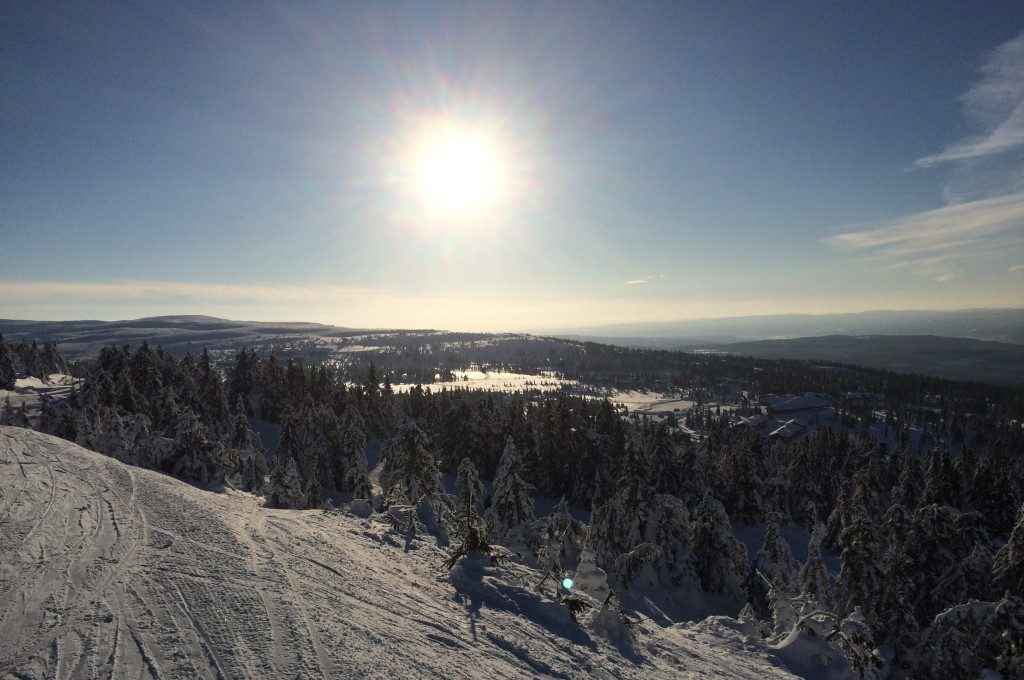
409;126;507;216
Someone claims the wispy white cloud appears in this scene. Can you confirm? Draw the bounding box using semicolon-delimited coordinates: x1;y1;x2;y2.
915;32;1024;167
825;191;1024;279
828;192;1024;253
1010;264;1024;272
625;274;664;285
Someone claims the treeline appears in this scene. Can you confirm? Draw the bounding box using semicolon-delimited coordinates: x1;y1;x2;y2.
0;333;69;388
3;339;1022;677
310;333;1024;426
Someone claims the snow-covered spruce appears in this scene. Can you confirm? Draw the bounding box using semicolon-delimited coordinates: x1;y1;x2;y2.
485;436;537;556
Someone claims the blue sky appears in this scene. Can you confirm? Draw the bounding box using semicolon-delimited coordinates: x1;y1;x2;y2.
2;1;1022;330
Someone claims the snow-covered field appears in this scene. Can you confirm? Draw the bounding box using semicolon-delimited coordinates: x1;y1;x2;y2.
0;374;77;410
608;391;696;414
391;374;712;418
392;370;580;394
0;427;806;679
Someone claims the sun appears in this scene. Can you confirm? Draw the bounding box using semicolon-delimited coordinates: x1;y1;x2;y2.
408;125;507;216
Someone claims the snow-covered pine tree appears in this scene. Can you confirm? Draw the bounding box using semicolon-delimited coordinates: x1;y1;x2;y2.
1;397;18;427
468;398;498;478
485;436;536;555
379;420;444;507
39;340;68;377
921;448;958;508
933;541;995;615
35;393;58;435
591;434;698;588
95;407;131;463
993;501;1024;596
22;340;43;379
829;609;884;679
909;504;988;626
738;602;770;638
328;410;371;499
798;523;831;610
154;386;181;431
723;438;765;524
645;421;684;496
890;452;924;510
455;457;484;533
123;412;156;469
12;403;30;429
574;547;610;602
909;594;1023;680
305;455;323;509
876;504;922;655
204;375;233;440
443;457;491;567
167;408;232;485
835;503;884;626
229;399;262;453
591;436;653;571
73;406;96;449
0;334;17;389
438;397;473;473
647;493;699;587
541;497;584;571
226;347;258;409
265;455;305;509
767;583;798;636
571;400;619;505
755;512;797;593
691;495;748;603
130;340;164;402
590;589;633;647
785;439;825;530
118;371;148;417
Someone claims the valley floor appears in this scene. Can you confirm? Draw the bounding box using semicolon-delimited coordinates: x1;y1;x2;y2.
0;427;804;679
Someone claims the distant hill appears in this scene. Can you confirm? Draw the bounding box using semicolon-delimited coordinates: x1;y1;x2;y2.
4;313;1024;386
693;334;1024;386
0;315;365;359
549;307;1024;345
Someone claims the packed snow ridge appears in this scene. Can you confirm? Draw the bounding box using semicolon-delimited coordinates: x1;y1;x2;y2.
1;427;805;679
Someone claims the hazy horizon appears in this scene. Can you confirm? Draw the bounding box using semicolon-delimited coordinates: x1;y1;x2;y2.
2;303;1021;338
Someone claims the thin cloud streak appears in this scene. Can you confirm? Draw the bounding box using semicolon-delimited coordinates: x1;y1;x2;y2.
828;191;1024;251
624;274;664;285
826;192;1024;280
915;31;1024;168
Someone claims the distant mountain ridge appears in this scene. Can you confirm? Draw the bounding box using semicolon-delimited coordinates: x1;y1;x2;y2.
548;307;1024;345
691;334;1024;386
3;313;1023;385
0;315;363;359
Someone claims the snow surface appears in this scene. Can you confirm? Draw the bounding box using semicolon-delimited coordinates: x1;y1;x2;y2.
392;370;580;394
0;374;77;410
0;426;806;679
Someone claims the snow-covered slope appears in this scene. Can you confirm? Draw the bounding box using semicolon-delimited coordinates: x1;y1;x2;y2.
0;427;802;679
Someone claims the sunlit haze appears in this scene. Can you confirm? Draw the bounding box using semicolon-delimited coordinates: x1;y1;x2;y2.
2;2;1022;330
410;123;507;216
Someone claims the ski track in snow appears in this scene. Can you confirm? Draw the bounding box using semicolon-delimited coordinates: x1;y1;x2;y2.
0;427;800;679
